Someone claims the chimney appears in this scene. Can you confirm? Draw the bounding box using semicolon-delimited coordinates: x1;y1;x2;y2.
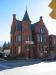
13;14;16;20
40;16;43;21
39;16;44;24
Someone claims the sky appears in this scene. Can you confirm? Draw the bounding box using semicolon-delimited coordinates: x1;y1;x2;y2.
0;0;56;42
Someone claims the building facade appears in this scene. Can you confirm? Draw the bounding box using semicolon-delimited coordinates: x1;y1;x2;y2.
32;16;49;58
10;10;49;59
49;35;56;57
10;10;33;58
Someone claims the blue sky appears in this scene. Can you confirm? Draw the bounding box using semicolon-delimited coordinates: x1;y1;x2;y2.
0;0;56;42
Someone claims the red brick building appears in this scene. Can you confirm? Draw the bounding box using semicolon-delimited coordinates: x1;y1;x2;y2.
32;16;49;58
10;10;49;59
49;35;56;57
10;10;33;58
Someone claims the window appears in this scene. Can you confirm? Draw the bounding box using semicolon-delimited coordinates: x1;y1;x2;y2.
27;23;30;31
37;34;43;42
28;36;30;41
18;35;21;42
41;28;43;33
40;35;43;42
18;46;21;54
54;40;55;45
37;35;43;43
40;35;46;43
26;35;30;41
26;45;30;51
15;47;16;54
43;35;46;42
40;28;44;34
37;35;40;42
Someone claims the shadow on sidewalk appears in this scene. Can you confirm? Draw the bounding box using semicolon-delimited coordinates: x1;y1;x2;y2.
0;59;41;71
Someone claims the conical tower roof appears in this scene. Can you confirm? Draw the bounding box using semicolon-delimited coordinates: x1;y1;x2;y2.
23;10;30;21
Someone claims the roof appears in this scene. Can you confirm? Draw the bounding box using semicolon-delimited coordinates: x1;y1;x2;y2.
49;34;56;36
31;22;39;30
23;10;30;21
17;21;22;31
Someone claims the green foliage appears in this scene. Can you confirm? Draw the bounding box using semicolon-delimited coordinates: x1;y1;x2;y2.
3;41;10;50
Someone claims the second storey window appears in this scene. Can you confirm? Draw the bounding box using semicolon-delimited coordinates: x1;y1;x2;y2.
18;35;21;42
37;35;40;42
43;35;46;43
40;28;44;34
26;35;30;42
40;35;43;42
37;35;43;43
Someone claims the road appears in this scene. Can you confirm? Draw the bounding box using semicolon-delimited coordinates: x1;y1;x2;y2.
0;59;56;75
0;58;10;71
0;59;41;70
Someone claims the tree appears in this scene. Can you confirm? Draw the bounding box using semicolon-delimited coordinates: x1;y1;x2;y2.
3;41;7;49
48;0;56;19
3;41;10;50
7;42;10;49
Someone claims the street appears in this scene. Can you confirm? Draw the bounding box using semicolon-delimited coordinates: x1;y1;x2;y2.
0;59;56;75
0;59;41;70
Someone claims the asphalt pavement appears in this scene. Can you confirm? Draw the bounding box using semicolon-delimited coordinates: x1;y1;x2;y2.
0;59;41;71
